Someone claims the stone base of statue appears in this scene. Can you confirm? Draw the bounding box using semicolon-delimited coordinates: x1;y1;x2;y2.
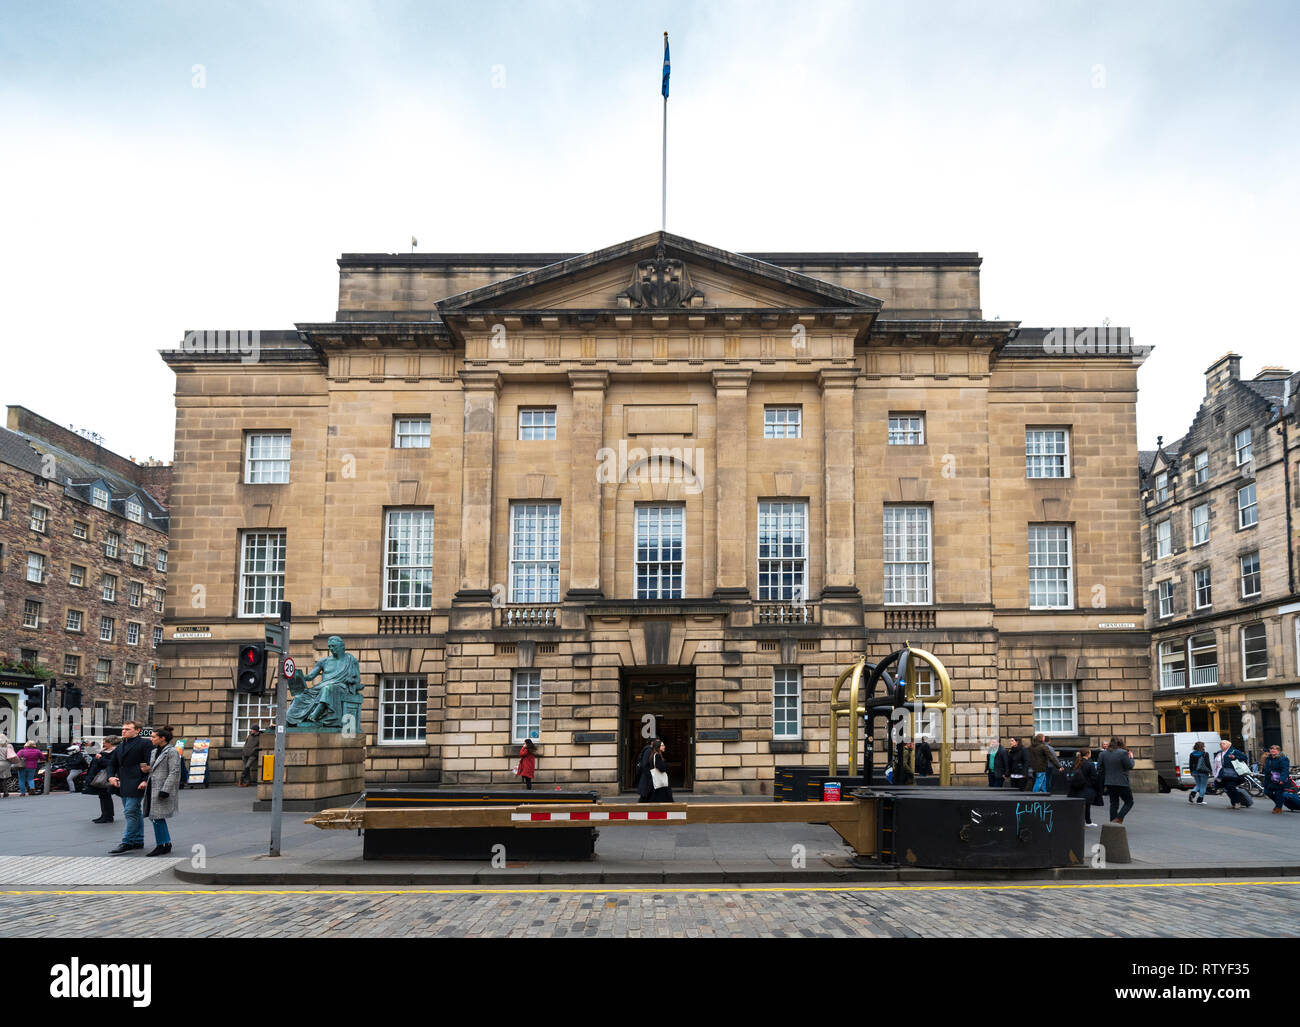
253;730;365;812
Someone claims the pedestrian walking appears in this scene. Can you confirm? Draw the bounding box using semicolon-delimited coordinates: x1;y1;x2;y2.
143;726;181;856
1043;735;1060;791
1099;736;1136;823
86;736;120;823
1005;738;1030;791
1028;733;1060;793
239;725;262;787
0;734;16;798
13;740;43;796
1211;739;1254;809
915;737;934;777
644;738;674;802
987;740;1007;788
1261;744;1292;815
1188;740;1212;805
1067;748;1100;826
106;720;152;854
515;737;537;790
635;739;656;802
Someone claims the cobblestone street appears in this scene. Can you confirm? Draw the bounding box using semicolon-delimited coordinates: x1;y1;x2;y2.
4;880;1299;937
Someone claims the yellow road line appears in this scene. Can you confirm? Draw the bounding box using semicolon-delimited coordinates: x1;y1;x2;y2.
1;879;1298;898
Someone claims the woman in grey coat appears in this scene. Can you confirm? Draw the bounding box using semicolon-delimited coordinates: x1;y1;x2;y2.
144;726;181;856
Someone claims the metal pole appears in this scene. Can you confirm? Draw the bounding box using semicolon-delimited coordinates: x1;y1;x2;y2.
661;94;667;231
269;601;291;856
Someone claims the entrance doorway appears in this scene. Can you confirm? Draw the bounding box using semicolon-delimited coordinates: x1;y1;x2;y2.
621;669;694;792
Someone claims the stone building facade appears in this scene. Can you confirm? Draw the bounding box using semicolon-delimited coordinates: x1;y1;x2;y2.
0;407;171;742
157;232;1154;792
1142;354;1300;759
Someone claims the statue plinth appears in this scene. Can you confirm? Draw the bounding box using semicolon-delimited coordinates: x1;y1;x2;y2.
254;730;366;811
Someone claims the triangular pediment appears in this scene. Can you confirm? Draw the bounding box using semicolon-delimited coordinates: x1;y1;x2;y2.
437;232;882;314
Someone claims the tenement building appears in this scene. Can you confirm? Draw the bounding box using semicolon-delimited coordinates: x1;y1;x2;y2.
0;407;171;742
1142;354;1300;758
157;232;1153;792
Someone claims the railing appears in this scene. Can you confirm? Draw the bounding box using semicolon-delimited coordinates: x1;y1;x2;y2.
377;614;431;635
755;602;819;625
1160;670;1186;690
884;608;937;631
1190;665;1218;686
496;605;560;628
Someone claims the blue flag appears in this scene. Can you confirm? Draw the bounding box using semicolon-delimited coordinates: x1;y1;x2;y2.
662;33;670;99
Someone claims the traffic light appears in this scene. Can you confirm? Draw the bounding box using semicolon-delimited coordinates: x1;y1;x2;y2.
237;643;267;695
64;686;82;710
23;685;44;708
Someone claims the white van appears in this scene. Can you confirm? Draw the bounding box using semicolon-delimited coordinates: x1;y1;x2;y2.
1152;731;1223;791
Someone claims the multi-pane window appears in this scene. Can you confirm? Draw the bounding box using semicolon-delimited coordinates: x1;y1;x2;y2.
232;692;276;745
883;505;932;605
1028;525;1073;609
22;600;41;629
104;531;120;559
1189;632;1217;686
72;520;88;540
124;667;138;688
518;408;557;441
1033;682;1077;735
156;550;168;572
99;616;115;642
379;675;428;744
26;553;45;583
127;622;141;646
63;655;80;677
1026;429;1069;478
513;669;542;742
1237;482;1257;528
1191;504;1209;546
1240;552;1261;598
239;531;286;616
125;499;143;524
393;416;431;449
764;407;802;439
1193;450;1209;485
69;564;85;587
153;587;165;614
1234;428;1252;465
0;491;6;518
1155;472;1169;502
128;581;143;608
19;649;37;665
384;510;435;610
889;414;926;446
757;501;808;601
132;541;146;566
773;667;801;739
635;504;684;599
65;609;83;633
1157;580;1174;618
1155;520;1171;559
152;626;163;648
1194;567;1212;609
509;503;561;603
29;504;47;533
1242;624;1268;681
244;432;291;483
92;486;110;510
1159;641;1186;689
95;660;111;685
102;574;117;601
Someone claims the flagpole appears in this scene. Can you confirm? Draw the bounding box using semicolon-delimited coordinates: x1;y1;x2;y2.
661;31;668;232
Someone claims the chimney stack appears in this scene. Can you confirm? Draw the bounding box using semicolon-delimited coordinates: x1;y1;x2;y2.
1205;353;1241;397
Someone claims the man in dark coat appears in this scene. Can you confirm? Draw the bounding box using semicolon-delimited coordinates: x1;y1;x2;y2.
1005;738;1030;790
1099;737;1136;823
240;725;263;787
87;736;121;823
988;741;1009;787
1028;734;1061;793
634;740;655;801
915;738;934;777
106;721;152;854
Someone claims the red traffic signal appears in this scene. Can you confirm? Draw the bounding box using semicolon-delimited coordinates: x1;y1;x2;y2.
237;643;267;695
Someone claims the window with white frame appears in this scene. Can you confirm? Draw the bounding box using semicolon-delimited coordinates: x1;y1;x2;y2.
239;531;286;617
153;587;164;613
1155;519;1171;559
383;509;434;610
1193;450;1209;485
513;669;541;742
123;666;137;688
1191;504;1209;545
757;501;808;601
764;406;802;439
379;675;428;744
909;665;938;740
125;499;143;524
0;491;6;518
104;531;120;559
29;504;47;533
128;581;143;608
1159;640;1186;689
69;564;85;587
1240;552;1261;597
99;616;114;642
1026;429;1069;478
1157;580;1174;618
72;520;88;540
393;416;431;449
232;692;276;744
1194;567;1212;609
1155;471;1169;502
1189;631;1217;686
26;552;45;583
63;654;80;677
1237;482;1257;528
66;609;83;633
773;667;801;739
121;700;137;724
889;414;926;446
95;661;110;685
244;432;291;483
1033;682;1077;735
1028;525;1073;609
883;505;932;605
518;408;557;441
102;574;116;601
152;626;163;648
508;503;561;603
635;504;684;599
156;549;168;572
1234;427;1252;465
19;649;38;665
1242;623;1268;681
127;622;141;646
132;541;146;566
22;600;41;629
91;486;110;510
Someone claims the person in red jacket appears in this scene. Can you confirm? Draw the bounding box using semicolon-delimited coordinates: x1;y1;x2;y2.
516;738;537;790
13;740;44;796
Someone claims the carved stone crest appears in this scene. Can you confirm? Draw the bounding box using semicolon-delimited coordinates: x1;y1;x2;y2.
617;244;705;309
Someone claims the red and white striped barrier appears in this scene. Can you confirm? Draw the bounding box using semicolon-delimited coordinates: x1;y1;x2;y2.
511;810;687;823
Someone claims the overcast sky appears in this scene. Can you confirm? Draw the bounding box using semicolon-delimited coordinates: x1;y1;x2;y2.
2;0;1297;461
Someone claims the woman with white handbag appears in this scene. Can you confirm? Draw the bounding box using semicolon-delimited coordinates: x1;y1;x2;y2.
646;738;674;803
1212;738;1255;809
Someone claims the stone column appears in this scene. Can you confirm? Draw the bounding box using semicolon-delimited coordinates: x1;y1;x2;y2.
566;369;609;599
456;369;501;600
819;368;860;597
712;369;751;598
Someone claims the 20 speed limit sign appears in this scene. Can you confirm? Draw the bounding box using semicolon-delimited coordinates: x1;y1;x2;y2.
282;657;296;679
